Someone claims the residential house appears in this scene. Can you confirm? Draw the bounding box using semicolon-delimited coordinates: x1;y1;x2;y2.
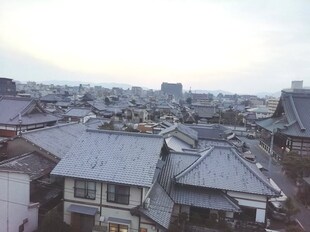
0;96;59;137
4;122;86;160
63;107;96;123
0;169;39;232
159;123;198;148
51;129;170;232
158;145;279;229
0;152;59;225
246;106;273;120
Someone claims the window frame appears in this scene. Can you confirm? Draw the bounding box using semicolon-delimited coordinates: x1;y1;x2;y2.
109;223;129;232
74;180;96;200
107;184;130;205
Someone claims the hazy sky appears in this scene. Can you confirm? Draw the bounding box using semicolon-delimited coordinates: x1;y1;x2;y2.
1;0;309;93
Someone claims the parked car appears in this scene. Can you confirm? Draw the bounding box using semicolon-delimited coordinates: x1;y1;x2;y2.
246;132;256;139
267;178;288;221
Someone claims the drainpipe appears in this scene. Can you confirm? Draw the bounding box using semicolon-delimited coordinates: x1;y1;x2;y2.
138;188;143;231
99;182;103;226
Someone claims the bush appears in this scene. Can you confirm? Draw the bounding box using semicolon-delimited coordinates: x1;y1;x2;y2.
40;209;71;232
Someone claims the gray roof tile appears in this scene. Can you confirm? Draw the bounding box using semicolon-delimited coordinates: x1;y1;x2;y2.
22;123;86;159
63;107;93;117
258;89;310;138
0;96;59;125
0;151;56;180
160;123;198;141
172;185;240;212
174;146;279;196
51;130;165;187
139;183;174;229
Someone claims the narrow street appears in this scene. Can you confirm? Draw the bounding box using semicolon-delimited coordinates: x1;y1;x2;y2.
240;137;310;232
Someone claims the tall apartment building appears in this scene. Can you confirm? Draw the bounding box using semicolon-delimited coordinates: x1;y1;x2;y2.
266;98;279;113
131;86;143;96
161;82;183;100
0;77;16;96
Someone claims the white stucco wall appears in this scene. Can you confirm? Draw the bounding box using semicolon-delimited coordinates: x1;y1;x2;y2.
255;209;266;223
0;171;39;232
64;178;145;231
168;131;196;148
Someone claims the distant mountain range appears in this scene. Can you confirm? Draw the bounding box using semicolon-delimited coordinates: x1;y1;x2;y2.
189;89;281;98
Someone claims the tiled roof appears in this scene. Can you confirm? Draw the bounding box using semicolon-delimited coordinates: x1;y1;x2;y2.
194;107;217;119
258;89;310;138
198;139;232;149
160;123;198;141
174;146;279;196
40;94;62;102
172;185;240;212
281;90;310;137
159;151;200;193
87;101;106;111
0;96;59;125
51;130;165;187
63;107;93;117
22;123;86;159
138;183;174;230
0;151;56;180
189;124;229;140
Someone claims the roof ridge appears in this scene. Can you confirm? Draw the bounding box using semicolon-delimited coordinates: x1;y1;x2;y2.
22;122;81;135
85;128;163;139
220;191;241;212
230;147;280;195
289;95;306;131
0;152;33;165
174;147;214;180
9;98;35;121
170;151;200;156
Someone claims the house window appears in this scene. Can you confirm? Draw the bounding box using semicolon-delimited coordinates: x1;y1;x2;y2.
109;223;128;232
74;180;96;200
107;184;130;205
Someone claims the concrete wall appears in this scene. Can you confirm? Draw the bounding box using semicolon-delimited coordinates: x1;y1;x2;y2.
0;171;39;232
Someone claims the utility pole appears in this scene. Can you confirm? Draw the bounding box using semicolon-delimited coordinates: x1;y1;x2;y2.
268;129;274;175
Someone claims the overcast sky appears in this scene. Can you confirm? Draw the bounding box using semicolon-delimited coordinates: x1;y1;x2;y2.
1;0;309;93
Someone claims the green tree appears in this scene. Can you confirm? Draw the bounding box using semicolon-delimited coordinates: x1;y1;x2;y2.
186;97;192;105
284;197;300;223
282;152;310;180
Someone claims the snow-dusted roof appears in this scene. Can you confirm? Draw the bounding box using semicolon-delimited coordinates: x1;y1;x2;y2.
159;123;198;141
22;123;86;159
174;146;279;196
52;129;165;187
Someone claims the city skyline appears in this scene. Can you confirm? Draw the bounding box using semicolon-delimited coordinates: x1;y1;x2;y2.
1;0;310;94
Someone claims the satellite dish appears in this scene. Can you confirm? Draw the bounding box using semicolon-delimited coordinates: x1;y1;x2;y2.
99;216;105;222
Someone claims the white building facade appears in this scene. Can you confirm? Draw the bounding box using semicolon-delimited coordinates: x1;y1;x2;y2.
0;170;39;232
